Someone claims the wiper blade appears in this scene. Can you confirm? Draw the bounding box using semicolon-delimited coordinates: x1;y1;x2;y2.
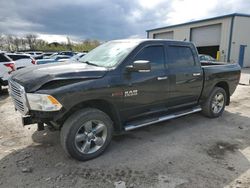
82;61;99;67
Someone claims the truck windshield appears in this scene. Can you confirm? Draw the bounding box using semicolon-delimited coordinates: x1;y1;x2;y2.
79;41;139;68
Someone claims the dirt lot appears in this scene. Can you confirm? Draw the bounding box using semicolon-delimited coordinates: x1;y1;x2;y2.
0;83;250;188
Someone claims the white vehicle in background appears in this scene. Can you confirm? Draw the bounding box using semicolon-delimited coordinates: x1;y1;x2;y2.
42;52;56;59
6;53;37;69
36;55;71;65
0;53;15;92
68;52;87;62
199;54;217;63
26;51;44;59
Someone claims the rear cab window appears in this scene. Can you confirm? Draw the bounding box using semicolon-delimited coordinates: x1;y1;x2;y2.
167;45;196;69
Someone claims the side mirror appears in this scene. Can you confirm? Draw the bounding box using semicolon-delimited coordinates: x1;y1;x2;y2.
126;60;151;72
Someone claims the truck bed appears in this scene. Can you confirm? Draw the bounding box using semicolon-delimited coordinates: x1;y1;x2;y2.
200;62;241;102
201;61;228;66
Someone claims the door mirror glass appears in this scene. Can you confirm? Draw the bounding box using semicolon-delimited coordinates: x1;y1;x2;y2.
126;60;151;72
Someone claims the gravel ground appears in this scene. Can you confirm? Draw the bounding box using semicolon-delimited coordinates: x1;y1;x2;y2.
0;84;250;188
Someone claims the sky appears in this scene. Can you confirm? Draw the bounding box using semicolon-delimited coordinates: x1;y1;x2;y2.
0;0;250;42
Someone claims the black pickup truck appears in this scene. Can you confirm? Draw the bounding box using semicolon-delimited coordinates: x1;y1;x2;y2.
9;39;241;161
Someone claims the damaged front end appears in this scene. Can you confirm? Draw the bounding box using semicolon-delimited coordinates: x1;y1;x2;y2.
9;79;62;131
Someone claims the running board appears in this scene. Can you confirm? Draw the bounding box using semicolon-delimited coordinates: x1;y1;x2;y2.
124;106;202;131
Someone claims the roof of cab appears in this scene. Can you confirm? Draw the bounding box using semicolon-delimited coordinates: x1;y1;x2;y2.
112;38;193;45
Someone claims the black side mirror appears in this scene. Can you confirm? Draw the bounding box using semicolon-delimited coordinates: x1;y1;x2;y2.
126;60;151;72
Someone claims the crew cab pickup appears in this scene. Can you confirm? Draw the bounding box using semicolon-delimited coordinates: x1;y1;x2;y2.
9;39;241;161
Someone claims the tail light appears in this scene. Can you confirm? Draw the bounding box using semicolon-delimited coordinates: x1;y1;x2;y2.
31;59;37;65
4;62;16;74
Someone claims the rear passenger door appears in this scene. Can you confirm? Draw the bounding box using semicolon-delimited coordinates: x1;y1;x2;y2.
166;44;203;108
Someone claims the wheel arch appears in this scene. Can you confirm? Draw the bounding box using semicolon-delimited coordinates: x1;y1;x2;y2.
214;81;230;105
58;99;123;133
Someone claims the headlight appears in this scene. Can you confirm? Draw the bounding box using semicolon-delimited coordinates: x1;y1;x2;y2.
26;93;62;111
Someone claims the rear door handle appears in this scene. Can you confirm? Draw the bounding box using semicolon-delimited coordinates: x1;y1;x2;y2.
192;73;201;76
157;76;168;80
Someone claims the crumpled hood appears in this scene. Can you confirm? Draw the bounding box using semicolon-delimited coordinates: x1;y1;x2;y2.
11;62;107;92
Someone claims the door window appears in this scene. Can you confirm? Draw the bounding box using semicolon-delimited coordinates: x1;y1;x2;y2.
7;55;30;61
134;46;165;71
168;46;195;68
0;54;11;62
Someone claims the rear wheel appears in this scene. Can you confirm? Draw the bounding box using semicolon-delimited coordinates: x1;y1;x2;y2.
202;87;227;118
60;108;113;161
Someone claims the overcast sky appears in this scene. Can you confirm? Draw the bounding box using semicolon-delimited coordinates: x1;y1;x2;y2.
0;0;250;42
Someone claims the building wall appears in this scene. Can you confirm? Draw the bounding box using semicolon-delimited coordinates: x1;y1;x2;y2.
148;17;232;62
231;16;250;67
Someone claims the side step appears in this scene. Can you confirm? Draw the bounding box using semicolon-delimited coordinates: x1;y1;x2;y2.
124;106;202;131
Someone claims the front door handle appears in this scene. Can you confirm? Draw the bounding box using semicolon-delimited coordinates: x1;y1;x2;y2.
157;76;168;80
192;73;201;76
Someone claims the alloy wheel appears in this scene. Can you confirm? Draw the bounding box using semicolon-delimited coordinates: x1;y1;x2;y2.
211;92;225;114
74;120;107;154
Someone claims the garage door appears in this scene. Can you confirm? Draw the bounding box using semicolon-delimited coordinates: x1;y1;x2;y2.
191;24;221;47
153;31;174;39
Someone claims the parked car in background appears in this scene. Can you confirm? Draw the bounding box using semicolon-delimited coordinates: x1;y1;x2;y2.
42;52;56;59
15;52;25;54
6;53;36;69
0;53;15;91
36;55;71;65
58;51;75;57
68;52;87;62
199;54;216;63
26;51;44;59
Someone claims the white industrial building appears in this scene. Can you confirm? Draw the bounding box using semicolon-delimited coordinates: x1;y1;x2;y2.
147;13;250;67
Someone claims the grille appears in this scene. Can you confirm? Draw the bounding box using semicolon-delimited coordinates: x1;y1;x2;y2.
9;79;29;115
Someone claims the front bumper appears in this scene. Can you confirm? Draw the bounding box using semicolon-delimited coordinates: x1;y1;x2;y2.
22;116;39;126
9;79;65;126
0;78;8;86
22;110;62;126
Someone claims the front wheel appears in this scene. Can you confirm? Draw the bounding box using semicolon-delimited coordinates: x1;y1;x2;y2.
60;108;113;161
202;87;227;118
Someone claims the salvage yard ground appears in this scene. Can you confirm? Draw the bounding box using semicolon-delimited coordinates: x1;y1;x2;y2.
0;74;250;188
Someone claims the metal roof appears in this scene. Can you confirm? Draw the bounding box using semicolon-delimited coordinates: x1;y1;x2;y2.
112;38;191;43
146;13;250;32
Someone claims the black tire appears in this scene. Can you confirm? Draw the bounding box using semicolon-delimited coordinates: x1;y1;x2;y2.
202;87;227;118
60;108;113;161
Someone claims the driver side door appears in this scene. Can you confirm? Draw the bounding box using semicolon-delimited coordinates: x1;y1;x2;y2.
121;43;170;121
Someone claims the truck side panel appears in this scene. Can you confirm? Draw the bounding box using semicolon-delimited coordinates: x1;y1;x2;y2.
200;64;241;104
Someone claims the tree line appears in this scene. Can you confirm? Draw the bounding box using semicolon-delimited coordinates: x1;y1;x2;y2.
0;34;101;52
